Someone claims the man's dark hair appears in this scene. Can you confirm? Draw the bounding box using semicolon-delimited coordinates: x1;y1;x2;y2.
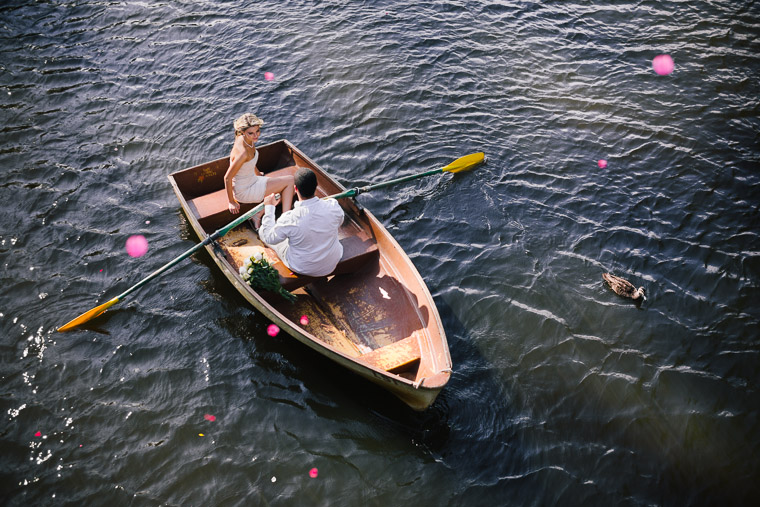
294;168;318;198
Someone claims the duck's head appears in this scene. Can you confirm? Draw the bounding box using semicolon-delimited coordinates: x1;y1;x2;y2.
634;287;646;300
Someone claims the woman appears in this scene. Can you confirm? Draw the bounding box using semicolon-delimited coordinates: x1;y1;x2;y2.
224;113;296;228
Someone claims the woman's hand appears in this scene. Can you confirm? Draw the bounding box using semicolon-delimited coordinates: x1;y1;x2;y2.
228;201;240;214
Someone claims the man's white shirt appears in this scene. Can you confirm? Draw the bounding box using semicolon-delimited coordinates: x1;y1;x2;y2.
259;197;344;277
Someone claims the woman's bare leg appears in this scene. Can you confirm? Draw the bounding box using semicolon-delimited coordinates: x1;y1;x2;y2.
248;174;295;229
248;167;300;228
264;174;295;211
267;165;299;178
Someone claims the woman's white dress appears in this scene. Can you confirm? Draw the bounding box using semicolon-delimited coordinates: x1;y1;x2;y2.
232;151;268;203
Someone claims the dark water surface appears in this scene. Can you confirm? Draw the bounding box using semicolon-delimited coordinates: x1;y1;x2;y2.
2;1;759;505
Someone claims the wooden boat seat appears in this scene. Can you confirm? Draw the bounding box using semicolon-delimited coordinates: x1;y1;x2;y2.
359;335;421;373
188;189;258;232
212;198;380;292
276;234;379;291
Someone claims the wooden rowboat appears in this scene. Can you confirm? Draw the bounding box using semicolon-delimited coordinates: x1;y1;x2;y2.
167;140;451;410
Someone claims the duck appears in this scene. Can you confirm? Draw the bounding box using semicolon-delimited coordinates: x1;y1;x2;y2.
602;273;646;301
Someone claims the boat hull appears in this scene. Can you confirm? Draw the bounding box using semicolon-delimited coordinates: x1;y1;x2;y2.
168;140;450;410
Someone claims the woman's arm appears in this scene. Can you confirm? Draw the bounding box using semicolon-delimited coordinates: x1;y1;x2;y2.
224;146;245;213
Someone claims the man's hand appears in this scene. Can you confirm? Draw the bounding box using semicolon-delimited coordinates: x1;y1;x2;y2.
263;193;281;206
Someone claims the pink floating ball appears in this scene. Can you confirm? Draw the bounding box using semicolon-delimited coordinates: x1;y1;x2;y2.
598;159;608;169
300;315;309;326
34;431;42;437
204;414;216;422
267;324;280;337
309;468;318;478
125;235;149;258
652;54;674;76
264;72;275;81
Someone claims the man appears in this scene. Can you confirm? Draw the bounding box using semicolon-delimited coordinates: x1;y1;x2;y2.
258;167;344;277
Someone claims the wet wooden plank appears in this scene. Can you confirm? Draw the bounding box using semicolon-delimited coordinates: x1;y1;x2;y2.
359;333;421;372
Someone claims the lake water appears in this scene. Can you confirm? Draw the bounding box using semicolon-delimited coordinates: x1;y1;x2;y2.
1;1;759;505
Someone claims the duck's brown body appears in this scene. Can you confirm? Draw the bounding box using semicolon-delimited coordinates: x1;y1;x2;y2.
603;273;646;300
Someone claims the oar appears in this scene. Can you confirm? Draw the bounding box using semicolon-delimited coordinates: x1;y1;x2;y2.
56;202;268;332
330;151;486;200
57;151;485;331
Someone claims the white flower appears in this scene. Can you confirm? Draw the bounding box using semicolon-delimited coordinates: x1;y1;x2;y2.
248;267;253;274
239;266;247;276
244;258;252;268
253;251;263;262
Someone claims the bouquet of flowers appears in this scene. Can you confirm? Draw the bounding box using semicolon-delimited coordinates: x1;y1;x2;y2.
239;252;296;303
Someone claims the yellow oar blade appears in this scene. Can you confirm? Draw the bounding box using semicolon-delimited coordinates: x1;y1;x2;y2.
57;297;120;332
441;152;485;173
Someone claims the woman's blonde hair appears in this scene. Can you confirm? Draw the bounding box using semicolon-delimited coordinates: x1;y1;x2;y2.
233;113;264;136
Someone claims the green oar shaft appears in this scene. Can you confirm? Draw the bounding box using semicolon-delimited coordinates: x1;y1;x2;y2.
356;167;443;194
330;167;443;200
123;165;445;299
115;203;266;301
58;151;484;331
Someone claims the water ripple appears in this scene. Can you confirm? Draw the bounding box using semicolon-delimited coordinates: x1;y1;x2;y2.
1;0;759;504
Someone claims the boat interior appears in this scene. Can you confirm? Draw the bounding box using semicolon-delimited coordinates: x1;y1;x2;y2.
169;141;441;382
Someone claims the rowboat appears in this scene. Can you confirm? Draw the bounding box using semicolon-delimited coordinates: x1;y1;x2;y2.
167;139;452;410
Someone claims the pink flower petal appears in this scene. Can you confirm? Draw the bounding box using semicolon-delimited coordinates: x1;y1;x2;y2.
264;72;275;81
267;324;280;337
125;235;149;258
652;54;674;76
309;467;318;478
598;159;608;169
204;414;216;422
300;315;309;326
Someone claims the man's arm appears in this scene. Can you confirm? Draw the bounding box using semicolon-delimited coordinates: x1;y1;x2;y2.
327;198;345;226
258;193;295;246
